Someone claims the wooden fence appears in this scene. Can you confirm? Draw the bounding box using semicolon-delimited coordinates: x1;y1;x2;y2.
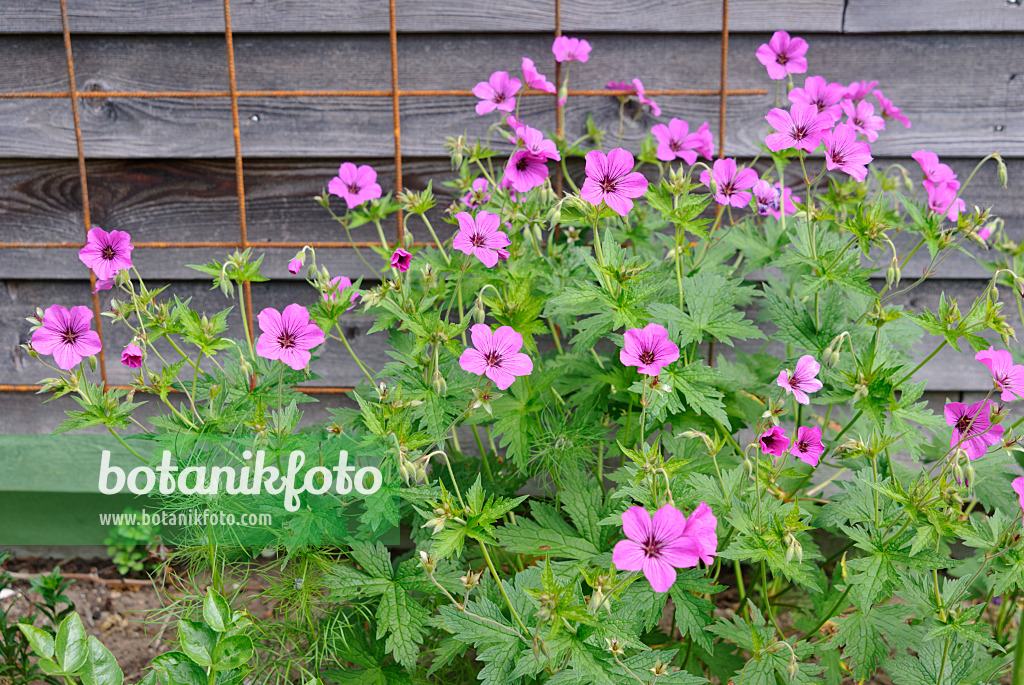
0;0;1022;432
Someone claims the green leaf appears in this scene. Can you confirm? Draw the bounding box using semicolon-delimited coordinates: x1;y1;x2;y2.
79;636;124;685
211;635;254;671
152;651;207;685
55;612;89;673
669;569;724;653
18;623;55;659
177;619;216;667
202;587;232;633
376;583;429;670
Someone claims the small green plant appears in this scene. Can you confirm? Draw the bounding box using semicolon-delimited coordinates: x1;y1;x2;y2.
103;506;161;576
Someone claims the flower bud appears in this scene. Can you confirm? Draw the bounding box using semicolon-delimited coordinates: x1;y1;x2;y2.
431;370;447;396
997;155;1008;188
787;657;799;679
604;637;625;657
953;461;965;486
460;569;482;591
964;463;976;489
418;550;437;574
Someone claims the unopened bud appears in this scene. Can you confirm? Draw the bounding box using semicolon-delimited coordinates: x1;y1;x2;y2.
431;370;447;396
953;461;965;486
997;155;1008;188
964;463;976;489
787;657;799;679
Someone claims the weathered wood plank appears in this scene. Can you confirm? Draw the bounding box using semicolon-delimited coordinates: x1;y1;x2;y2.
0;33;1019;158
844;0;1024;32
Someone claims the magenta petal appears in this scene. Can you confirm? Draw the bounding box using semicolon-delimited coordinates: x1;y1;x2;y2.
651;505;686;543
642;556;677;593
459;348;488;375
620;506;652;543
612;539;646;572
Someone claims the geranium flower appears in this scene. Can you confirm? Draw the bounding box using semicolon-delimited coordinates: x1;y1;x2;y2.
873;89;911;128
323;276;359;310
612;503;718;593
699;158;758;208
755;31;809;80
843;79;879;102
453;211;511;268
121;343;144;369
631;78;661;116
911;150;957;191
504;150;550;193
1013;477;1024;516
255;304;325;371
945;399;1003;460
975;347;1024;402
514;125;560;161
521;57;555;93
552;36;591;63
768;184;800;221
789;76;845;121
92;278;114;294
823;123;873;182
288;252;304;275
764;102;833;152
791;426;824;466
78;227;133;282
462;178;490;208
777;354;823;405
473;71;521;116
328;163;383;209
760;426;790;457
31;305;103;370
390;248;412;272
926;180;965;222
651;118;713;164
459;324;533;390
841;99;885;142
505;115;527;139
581;147;649;216
752;180;780;216
620;323;680;376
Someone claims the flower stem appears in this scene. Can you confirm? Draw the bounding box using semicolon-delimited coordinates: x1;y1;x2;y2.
419;214;450;265
333;322;375;383
479;542;530;635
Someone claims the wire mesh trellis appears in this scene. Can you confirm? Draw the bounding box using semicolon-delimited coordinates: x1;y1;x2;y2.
0;0;764;396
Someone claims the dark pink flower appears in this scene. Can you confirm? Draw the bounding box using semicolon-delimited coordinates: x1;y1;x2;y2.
764;102;833;152
911;150;957;191
752;180;780;216
473;71;521;116
873;89;911;128
462;178;490;208
121;343;144;368
514;125;560;161
390;248;412;272
1013;477;1024;516
521;57;555;94
977;224;993;241
791;426;824;466
78;227;133;282
288;254;304;275
975;347;1024;402
453;211;511;268
552;36;591;63
323;276;359;311
631;78;661;117
755;31;809;81
699;158;758;208
768;184;800;221
760;426;790;457
945;399;1003;461
651;118;713;164
255;304;325;371
581;148;649;216
841;99;885;143
459;324;533;390
606;80;631;91
926;181;965;222
789;76;844;121
498;174;521;203
612;503;718;593
31;305;103;370
503;150;550;193
777;354;823;405
620;323;680;376
823;123;873;182
93;278;114;294
843;79;879;102
505;115;527;139
328;163;383;209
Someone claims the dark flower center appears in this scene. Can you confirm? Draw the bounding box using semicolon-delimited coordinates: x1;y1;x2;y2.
484;351;502;367
776;53;789;65
955;413;978;435
638;349;656;365
829;150;845;166
790;125;807;140
277;331;296;349
101;245;116;260
642;534;663;558
470;232;487;247
600;176;618;194
347;183;361;195
515;156;531;172
796;440;809;453
669;140;681;151
60;327;79;345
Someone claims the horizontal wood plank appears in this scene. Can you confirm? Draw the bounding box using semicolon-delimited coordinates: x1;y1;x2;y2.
844;0;1024;32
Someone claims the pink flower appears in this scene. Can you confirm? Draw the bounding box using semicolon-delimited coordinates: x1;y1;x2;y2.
841;99;885;143
777;354;823;405
328;163;383;209
843;79;879;102
514;125;561;161
503;150;550;193
505;115;527;139
911;150;957;191
1013;477;1024;517
255;304;326;371
612;503;718;593
789;76;845;121
764;102;833;152
651;118;713;164
768;184;800;221
760;426;790;457
121;343;144;368
606;80;631;91
93;278;114;293
975;347;1024;402
620;323;680;376
552;36;591;63
791;426;824;466
473;71;521;116
31;305;103;370
78;227;133;282
752;180;780;216
873;89;911;128
390;248;412;272
823;123;873;182
945;399;1003;461
323;276;359;310
288;255;304;275
977;224;993;241
755;31;809;81
459;324;533;390
926;180;965;222
462;178;490;208
581;148;649;216
498;174;521;203
631;78;661;117
453;211;511;268
521;57;555;93
699;158;758;208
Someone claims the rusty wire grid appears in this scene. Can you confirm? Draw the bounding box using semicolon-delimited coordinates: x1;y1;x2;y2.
0;0;762;397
